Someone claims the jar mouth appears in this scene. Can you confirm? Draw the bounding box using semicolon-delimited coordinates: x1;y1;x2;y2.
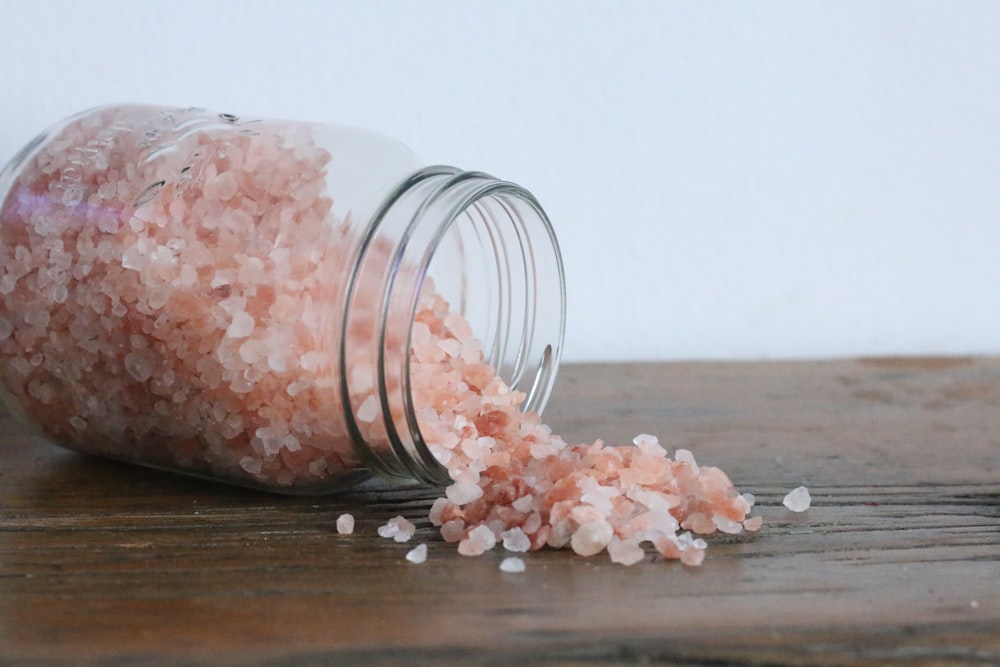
341;167;566;486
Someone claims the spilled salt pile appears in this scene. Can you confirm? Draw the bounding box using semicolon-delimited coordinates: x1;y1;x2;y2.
335;513;355;535
0;104;761;568
413;291;759;565
783;485;811;512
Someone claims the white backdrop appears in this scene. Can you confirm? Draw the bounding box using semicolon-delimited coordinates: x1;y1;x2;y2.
1;1;998;362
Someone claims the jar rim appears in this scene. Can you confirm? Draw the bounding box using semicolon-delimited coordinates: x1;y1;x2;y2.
340;166;566;486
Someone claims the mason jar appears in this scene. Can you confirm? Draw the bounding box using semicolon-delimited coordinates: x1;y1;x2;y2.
0;104;565;493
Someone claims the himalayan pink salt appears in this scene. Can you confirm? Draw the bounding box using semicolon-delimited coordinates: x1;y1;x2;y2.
335;513;355;535
500;527;531;553
0;104;760;567
405;543;428;564
783;485;811;512
457;524;497;556
499;556;526;573
607;538;645;566
570;520;614;557
377;516;416;543
410;285;760;566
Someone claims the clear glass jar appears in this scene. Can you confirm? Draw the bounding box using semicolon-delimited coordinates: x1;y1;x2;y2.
0;104;565;493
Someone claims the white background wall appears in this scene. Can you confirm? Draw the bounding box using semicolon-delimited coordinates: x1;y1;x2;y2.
2;1;998;362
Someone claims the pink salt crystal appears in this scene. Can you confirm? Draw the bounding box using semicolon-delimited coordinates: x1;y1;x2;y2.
355;395;379;423
123;351;154;383
458;524;497;556
428;497;451;525
499;556;526;573
439;519;466;543
712;515;744;535
500;527;531;553
783;485;811;512
633;433;666;457
570;519;614;557
680;545;706;567
405;544;428;564
225;311;255;339
336;513;355;535
743;516;764;532
607;538;645;566
378;516;416;542
445;479;483;505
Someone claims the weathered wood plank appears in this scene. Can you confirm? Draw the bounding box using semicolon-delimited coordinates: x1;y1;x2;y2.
2;358;999;665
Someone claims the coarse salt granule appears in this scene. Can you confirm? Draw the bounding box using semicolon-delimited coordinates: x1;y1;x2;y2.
406;543;428;564
499;556;526;573
458;524;497;556
500;527;531;553
607;538;645;566
335;513;355;535
783;485;812;512
378;516;416;543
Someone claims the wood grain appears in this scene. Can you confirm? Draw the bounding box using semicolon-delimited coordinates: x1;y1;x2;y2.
2;358;999;665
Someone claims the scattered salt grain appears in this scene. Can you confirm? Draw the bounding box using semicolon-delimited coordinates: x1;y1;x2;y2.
336;513;355;535
378;516;416;542
499;557;526;573
406;543;428;564
783;485;812;512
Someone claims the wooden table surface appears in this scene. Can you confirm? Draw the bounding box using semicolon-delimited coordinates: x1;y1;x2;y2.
2;358;998;666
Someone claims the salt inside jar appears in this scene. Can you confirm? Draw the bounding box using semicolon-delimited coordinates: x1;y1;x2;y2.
0;104;566;492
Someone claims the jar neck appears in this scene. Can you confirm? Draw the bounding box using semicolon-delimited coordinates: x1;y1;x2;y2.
340;166;565;486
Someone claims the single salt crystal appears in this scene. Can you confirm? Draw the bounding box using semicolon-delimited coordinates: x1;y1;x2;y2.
743;516;764;532
570;519;614;557
0;316;12;341
633;433;666;457
336;513;355;535
783;485;812;512
226;311;255;339
378;516;416;542
406;543;428;564
712;515;744;535
458;524;497;556
356;395;379;423
500;527;531;552
239;456;262;475
123;351;154;382
607;538;645;566
511;495;534;513
674;448;699;473
499;556;526;573
445;479;483;505
440;519;466;543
